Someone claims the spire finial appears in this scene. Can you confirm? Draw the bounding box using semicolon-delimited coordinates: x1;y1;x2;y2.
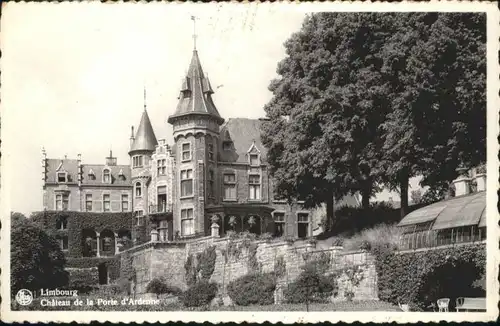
143;86;147;111
191;15;197;50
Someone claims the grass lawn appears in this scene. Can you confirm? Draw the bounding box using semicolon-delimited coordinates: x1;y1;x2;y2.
210;301;401;311
13;298;400;311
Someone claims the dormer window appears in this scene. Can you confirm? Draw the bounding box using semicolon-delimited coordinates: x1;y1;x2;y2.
88;169;96;180
103;169;111;183
249;154;260;166
57;172;67;183
223;141;233;151
118;169;126;181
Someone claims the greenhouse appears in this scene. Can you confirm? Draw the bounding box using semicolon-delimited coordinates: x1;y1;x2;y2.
398;171;486;250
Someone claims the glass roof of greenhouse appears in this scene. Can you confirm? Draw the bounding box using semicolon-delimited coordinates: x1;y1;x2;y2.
398;191;486;230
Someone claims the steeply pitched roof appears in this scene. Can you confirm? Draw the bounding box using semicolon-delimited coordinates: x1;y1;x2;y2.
398;191;486;230
167;50;224;125
45;159;79;184
219;118;267;164
81;164;131;186
130;110;158;153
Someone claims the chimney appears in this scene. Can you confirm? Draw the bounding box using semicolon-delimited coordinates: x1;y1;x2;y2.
452;166;471;197
474;164;486;192
42;147;47;182
106;149;117;166
130;126;135;148
77;153;82;186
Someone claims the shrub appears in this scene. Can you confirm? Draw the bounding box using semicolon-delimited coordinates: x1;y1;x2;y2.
197;246;217;281
227;273;276;306
89;284;123;296
146;277;182;298
11;212;69;294
343;224;402;251
180;281;218;307
331;237;345;247
373;242;486;310
66;268;99;293
259;232;273;242
274;255;286;279
283;265;338;304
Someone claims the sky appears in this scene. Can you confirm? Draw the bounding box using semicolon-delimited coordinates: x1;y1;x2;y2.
1;2;423;216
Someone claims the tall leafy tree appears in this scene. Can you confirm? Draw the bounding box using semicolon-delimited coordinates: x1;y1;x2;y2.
11;212;68;294
380;13;486;216
262;13;400;227
263;12;485;222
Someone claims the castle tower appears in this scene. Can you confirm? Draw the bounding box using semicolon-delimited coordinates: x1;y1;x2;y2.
167;47;224;237
129;90;158;243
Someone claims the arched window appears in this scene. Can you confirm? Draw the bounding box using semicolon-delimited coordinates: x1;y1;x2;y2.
103;169;111;183
56;216;68;230
135;182;142;197
207;136;214;161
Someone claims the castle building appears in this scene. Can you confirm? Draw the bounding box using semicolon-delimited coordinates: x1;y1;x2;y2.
42;48;313;250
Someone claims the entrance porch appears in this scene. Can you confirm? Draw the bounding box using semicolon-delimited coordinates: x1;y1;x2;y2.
206;204;275;237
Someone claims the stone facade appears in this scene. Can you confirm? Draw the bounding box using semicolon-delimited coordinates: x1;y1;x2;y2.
41;48;324;251
125;237;378;302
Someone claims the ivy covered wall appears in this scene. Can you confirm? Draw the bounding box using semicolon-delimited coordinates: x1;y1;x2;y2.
31;210;133;258
126;236;378;302
373;243;486;310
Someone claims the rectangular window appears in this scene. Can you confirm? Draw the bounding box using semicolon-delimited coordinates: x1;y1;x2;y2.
223;173;236;200
103;194;111;212
208;143;214;161
181;208;194;236
208;170;215;198
249;154;259;166
182;143;191;161
133;156;143;168
297;213;309;239
159;220;168;242
249;175;261;200
121;194;129;212
102;237;112;252
56;194;69;211
103;170;111;183
57;172;67;183
180;169;193;197
60;236;69;250
135;210;143;226
274;212;286;237
157;159;166;175
85;194;92;212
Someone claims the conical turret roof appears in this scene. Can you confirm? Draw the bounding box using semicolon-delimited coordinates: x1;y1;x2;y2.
129;110;158;153
167;50;224;125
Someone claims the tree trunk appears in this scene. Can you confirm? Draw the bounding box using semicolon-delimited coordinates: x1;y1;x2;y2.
326;192;335;232
400;172;409;218
361;185;371;211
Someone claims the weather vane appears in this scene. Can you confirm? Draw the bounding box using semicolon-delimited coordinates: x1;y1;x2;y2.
191;15;197;50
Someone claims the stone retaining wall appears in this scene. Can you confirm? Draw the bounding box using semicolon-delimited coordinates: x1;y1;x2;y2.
124;237;378;302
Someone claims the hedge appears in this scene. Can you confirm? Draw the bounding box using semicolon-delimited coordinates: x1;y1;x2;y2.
65;268;99;293
284;265;338;304
227;273;276;306
146;277;182;298
180;281;218;308
31;210;133;258
66;257;120;282
373;242;486;310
